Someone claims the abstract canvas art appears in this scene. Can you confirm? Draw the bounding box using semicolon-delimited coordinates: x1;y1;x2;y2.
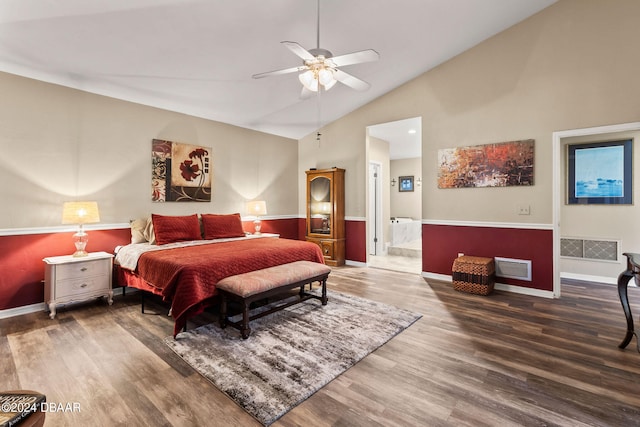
152;139;212;202
438;139;534;189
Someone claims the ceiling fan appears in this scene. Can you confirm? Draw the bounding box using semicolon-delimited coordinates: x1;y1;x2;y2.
252;0;379;97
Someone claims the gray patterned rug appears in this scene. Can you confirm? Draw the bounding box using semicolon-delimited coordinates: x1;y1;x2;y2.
164;290;421;426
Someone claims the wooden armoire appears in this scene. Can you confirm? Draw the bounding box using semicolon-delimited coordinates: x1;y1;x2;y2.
305;168;345;266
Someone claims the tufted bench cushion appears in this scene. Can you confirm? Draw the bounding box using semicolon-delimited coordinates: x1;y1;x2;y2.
217;260;331;339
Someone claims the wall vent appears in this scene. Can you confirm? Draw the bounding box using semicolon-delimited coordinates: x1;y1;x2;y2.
560;237;618;262
495;257;532;281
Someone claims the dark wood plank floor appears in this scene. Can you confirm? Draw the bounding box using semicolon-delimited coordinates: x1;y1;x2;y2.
2;266;640;426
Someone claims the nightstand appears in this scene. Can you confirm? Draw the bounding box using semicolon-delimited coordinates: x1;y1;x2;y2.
256;233;280;238
43;251;114;319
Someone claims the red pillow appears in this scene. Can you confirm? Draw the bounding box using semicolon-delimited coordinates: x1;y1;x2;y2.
151;214;202;245
201;213;246;239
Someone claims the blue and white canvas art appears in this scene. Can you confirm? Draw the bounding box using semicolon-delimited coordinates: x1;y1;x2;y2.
574;145;624;198
567;139;632;205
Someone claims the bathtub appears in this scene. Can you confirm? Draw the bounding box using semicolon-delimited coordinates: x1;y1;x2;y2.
389;217;421;246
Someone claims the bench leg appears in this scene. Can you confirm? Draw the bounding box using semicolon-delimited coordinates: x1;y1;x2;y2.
219;293;228;329
321;278;327;305
241;301;251;339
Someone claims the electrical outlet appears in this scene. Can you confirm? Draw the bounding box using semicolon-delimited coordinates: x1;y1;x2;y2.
517;204;530;215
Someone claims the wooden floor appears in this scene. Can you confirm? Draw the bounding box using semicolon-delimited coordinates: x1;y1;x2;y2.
2;266;640;426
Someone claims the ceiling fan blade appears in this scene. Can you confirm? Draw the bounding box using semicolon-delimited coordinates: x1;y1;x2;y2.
282;41;316;61
334;69;371;91
252;65;307;79
330;49;380;67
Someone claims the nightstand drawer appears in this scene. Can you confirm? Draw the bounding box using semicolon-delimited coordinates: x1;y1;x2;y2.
55;276;108;299
55;259;110;280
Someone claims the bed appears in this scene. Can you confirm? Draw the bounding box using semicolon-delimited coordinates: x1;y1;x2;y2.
115;213;325;336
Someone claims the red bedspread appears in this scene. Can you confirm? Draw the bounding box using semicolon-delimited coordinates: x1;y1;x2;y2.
131;238;324;336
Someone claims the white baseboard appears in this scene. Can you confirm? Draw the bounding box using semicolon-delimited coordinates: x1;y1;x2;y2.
0;303;46;319
421;272;451;282
345;260;367;268
421;272;555;299
560;272;617;285
0;288;139;320
493;282;555;298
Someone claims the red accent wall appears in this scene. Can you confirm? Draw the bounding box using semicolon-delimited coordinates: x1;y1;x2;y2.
1;218;303;312
0;228;130;310
241;218;300;240
295;218;367;263
345;220;366;263
0;220;553;311
423;224;553;291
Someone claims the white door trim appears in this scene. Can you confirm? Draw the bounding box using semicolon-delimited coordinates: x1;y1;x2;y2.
368;161;383;255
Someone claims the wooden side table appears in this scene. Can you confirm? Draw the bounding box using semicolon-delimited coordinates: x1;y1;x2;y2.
43;251;114;319
618;252;640;350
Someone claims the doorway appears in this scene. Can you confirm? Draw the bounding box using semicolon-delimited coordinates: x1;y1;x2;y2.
366;117;422;274
552;121;640;297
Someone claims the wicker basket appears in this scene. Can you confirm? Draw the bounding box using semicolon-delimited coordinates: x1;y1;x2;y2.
452;256;495;295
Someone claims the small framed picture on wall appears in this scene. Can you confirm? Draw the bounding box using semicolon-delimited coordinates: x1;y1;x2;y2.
399;176;414;192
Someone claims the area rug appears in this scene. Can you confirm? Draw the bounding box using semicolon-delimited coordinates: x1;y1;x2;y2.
164;290;421;426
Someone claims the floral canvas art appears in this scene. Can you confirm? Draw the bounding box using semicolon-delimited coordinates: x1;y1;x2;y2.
152;139;212;202
438;139;534;189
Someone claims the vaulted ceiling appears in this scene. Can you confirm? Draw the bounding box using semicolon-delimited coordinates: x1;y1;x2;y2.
0;0;556;140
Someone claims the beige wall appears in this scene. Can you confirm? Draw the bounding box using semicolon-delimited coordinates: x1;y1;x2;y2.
390;157;421;220
298;0;640;277
0;72;298;229
3;0;637;282
300;0;640;220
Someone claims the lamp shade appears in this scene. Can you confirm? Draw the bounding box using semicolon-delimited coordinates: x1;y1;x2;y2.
62;201;100;225
246;200;267;217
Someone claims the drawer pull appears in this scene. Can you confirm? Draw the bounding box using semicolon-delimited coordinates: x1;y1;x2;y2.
324;248;329;254
80;283;88;288
80;267;88;272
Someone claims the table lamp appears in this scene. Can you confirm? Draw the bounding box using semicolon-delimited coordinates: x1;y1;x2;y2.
246;200;267;234
62;201;100;257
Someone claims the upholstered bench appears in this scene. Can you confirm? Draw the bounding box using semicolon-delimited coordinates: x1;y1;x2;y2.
217;260;331;339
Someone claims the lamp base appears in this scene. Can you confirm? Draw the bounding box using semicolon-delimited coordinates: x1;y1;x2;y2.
253;219;262;235
72;230;89;257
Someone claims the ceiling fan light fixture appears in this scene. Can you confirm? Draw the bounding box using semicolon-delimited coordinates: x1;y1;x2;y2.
318;67;335;87
298;70;317;90
323;76;337;91
298;70;317;91
252;0;378;96
298;65;336;92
